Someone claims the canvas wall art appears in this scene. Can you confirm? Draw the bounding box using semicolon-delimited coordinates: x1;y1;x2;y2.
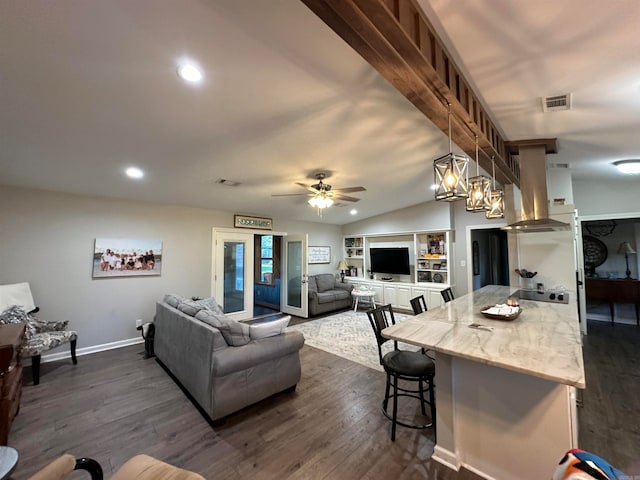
92;238;162;278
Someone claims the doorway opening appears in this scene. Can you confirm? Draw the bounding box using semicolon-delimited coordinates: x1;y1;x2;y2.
253;234;282;317
470;228;509;291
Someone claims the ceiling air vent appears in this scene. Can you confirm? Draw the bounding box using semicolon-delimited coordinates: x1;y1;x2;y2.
541;93;572;112
215;178;241;187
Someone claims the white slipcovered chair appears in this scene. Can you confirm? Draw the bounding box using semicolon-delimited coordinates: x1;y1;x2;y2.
0;282;78;385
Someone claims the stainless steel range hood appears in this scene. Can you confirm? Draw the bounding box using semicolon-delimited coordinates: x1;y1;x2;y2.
502;142;570;233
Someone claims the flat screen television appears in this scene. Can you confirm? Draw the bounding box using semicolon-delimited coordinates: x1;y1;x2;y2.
370;247;411;275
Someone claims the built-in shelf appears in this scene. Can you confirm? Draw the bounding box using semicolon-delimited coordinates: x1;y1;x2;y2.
342;231;451;286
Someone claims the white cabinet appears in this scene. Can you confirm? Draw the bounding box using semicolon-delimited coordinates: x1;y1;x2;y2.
347;279;442;311
384;284;411;310
369;283;384;304
428;289;444;309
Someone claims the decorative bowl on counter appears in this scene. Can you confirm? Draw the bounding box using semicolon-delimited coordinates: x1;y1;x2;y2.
480;305;522;321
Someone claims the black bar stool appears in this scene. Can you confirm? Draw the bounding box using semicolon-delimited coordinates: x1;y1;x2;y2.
366;304;436;441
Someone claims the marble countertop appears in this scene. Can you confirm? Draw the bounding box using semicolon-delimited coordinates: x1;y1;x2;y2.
382;285;585;388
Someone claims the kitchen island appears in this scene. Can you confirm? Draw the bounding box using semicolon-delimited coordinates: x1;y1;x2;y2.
382;285;585;480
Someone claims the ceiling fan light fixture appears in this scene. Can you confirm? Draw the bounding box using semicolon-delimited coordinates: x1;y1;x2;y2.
613;159;640;174
308;190;334;216
434;103;469;202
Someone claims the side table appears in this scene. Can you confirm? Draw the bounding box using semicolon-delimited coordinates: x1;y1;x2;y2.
0;446;18;480
352;289;376;311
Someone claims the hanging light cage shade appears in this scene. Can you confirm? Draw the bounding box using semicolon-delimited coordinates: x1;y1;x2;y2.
434;153;469;201
485;189;505;219
466;175;492;212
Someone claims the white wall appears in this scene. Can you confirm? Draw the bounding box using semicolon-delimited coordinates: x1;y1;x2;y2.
573;179;640;217
342;200;452;236
0;186;341;352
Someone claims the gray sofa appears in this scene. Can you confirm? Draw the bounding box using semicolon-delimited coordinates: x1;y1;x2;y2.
308;273;354;316
155;295;305;422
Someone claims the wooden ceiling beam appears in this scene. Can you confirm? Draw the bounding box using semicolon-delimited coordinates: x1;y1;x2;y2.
301;0;520;187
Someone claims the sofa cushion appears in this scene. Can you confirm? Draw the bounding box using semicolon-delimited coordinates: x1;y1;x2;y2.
163;294;183;308
177;300;205;317
316;292;336;304
307;276;318;292
315;274;336;293
333;289;351;301
249;316;291;340
196;296;225;315
195;309;250;346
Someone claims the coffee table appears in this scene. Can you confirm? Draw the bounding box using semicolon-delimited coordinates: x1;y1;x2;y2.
352;289;376;311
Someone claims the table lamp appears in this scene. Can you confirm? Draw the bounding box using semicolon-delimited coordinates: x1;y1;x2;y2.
337;260;349;283
618;241;636;279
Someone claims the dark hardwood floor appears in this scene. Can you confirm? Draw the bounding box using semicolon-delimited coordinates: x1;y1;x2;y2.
579;320;640;474
8;318;637;479
9;343;482;479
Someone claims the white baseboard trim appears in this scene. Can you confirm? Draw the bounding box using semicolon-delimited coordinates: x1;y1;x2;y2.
432;445;460;471
38;337;144;365
462;463;498;480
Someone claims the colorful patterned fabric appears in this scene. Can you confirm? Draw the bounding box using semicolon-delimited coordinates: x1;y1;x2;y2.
0;305;77;357
553;449;626;480
22;330;77;357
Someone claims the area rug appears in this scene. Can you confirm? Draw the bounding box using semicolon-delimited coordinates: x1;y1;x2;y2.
287;309;417;371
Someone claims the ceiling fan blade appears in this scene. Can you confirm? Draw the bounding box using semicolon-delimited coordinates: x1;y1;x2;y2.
331;186;366;193
295;182;320;193
333;194;360;202
272;193;312;197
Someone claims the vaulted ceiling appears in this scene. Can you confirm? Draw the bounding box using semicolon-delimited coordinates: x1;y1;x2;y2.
1;0;639;225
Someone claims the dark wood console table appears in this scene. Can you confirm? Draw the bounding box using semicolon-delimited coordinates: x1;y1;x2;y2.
585;278;640;326
0;324;25;446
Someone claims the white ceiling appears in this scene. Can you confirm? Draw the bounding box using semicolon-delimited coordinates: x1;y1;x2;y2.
2;1;639;225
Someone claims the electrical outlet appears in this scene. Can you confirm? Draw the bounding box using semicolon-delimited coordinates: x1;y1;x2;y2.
460;260;466;267
135;319;143;328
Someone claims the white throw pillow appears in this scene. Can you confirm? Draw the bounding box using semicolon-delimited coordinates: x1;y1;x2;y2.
249;316;291;340
0;282;36;313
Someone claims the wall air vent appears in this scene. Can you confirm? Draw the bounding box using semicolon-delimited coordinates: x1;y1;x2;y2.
548;162;571;169
542;93;572;112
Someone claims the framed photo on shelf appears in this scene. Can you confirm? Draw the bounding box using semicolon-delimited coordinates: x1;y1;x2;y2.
418;271;432;282
440;261;447;270
418;259;430;269
432;263;441;270
349;266;358;277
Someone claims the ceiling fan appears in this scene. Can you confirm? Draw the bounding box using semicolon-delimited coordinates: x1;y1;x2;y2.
273;172;366;216
273;172;365;203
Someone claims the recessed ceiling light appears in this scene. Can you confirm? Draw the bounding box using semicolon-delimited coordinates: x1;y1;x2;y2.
613;160;640;174
177;62;203;83
350;209;358;215
125;167;144;179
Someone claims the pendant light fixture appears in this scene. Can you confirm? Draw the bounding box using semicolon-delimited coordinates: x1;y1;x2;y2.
486;156;505;219
466;135;492;212
434;103;469;202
